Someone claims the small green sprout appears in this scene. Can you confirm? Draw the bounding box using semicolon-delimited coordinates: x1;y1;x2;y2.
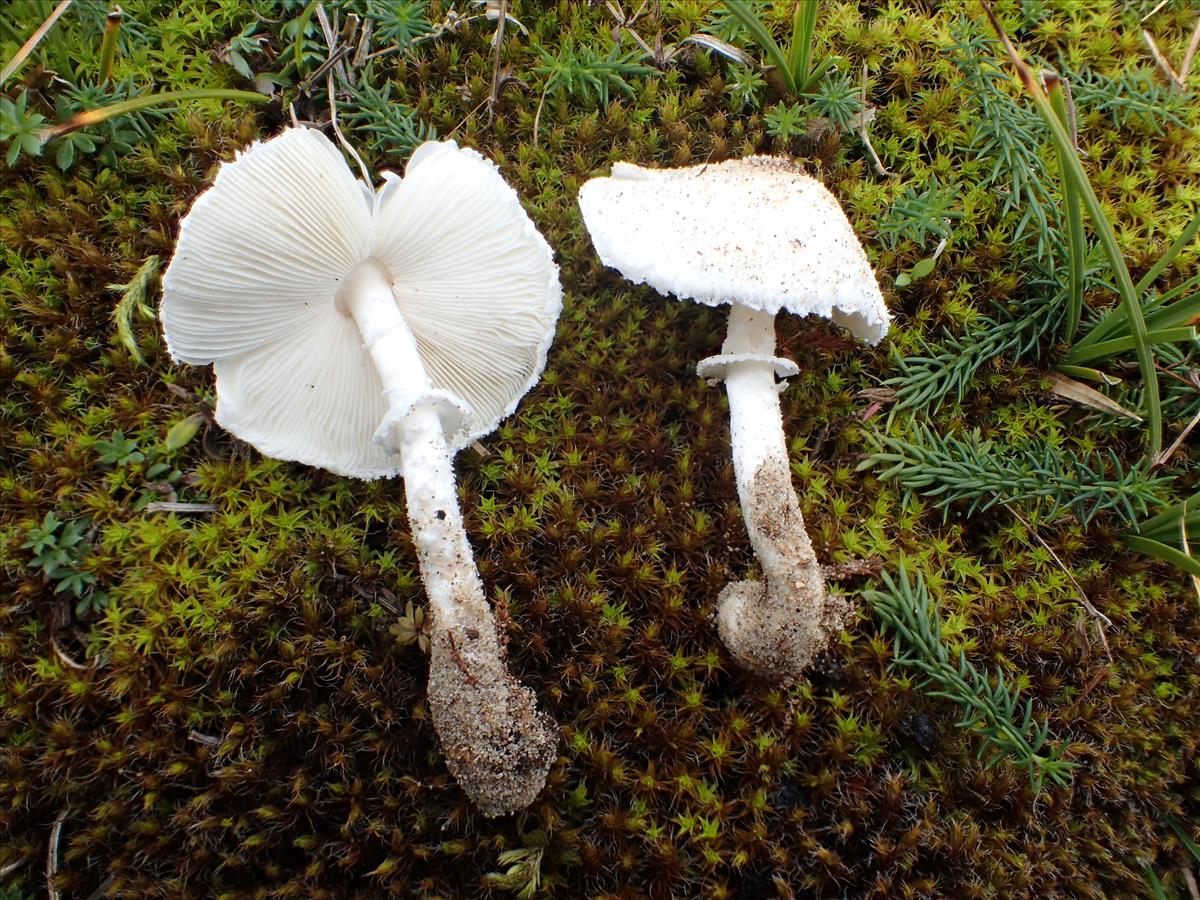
389;601;430;654
763;100;806;141
95;430;144;467
483;843;545;899
22;512;108;617
532;37;655;109
366;0;432;50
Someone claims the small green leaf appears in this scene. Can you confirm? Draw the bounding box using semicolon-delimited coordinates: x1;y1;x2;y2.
55;137;73;170
165;413;205;452
910;256;937;280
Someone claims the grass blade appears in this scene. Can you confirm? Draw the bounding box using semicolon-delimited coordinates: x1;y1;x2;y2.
1135;210;1200;299
721;1;796;95
1054;364;1121;385
682;34;754;66
1073;276;1200;352
1122;535;1200;577
1080;215;1200;351
39;88;269;143
1142;865;1169;900
1145;293;1200;331
1;0;72;86
1063;326;1196;365
1046;75;1085;340
984;2;1162;462
789;0;820;92
1134;492;1199;540
1165;815;1200;867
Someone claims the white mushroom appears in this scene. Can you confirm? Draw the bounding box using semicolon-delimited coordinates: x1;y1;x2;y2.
160;128;561;816
578;157;889;679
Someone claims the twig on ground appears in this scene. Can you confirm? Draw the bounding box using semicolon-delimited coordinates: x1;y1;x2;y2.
858;62;891;176
0;857;24;879
1179;507;1200;606
1180;18;1200;87
1143;29;1187;91
1154;405;1200;468
47;808;68;900
1140;6;1200;94
485;0;508;125
1183;867;1200;900
144;501;219;514
51;633;93;671
1003;502;1113;660
822;557;885;580
315;3;371;184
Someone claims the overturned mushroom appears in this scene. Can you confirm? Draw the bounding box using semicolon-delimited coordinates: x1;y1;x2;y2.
578;157;889;679
161;128;560;815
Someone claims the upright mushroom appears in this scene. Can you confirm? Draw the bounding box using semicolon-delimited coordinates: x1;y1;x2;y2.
160;128;561;816
578;157;889;679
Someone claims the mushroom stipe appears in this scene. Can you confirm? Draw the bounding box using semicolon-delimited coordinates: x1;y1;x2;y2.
394;397;557;814
714;457;851;676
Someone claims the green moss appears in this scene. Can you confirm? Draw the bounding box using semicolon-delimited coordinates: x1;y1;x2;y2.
3;0;1200;897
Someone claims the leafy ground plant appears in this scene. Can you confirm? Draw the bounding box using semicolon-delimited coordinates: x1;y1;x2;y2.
865;424;1168;525
531;36;655;141
21;512;107;617
864;566;1075;794
877;7;1200;579
716;0;840;97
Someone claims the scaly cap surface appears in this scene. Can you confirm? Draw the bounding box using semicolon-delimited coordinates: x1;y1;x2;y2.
577;156;889;344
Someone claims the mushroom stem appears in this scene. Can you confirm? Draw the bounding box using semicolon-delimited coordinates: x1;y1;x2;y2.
337;261;438;443
340;262;557;816
394;406;557;816
713;303;844;678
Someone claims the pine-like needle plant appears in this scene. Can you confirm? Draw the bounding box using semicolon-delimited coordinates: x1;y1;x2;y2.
864;567;1076;794
864;425;1168;525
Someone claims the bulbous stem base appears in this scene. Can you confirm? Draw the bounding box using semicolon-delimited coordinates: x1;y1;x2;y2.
427;620;558;817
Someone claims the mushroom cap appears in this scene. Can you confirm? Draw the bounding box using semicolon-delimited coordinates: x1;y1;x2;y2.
161;129;561;479
577;157;889;344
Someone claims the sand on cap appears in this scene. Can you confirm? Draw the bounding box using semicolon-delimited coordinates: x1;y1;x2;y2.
577;156;890;344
